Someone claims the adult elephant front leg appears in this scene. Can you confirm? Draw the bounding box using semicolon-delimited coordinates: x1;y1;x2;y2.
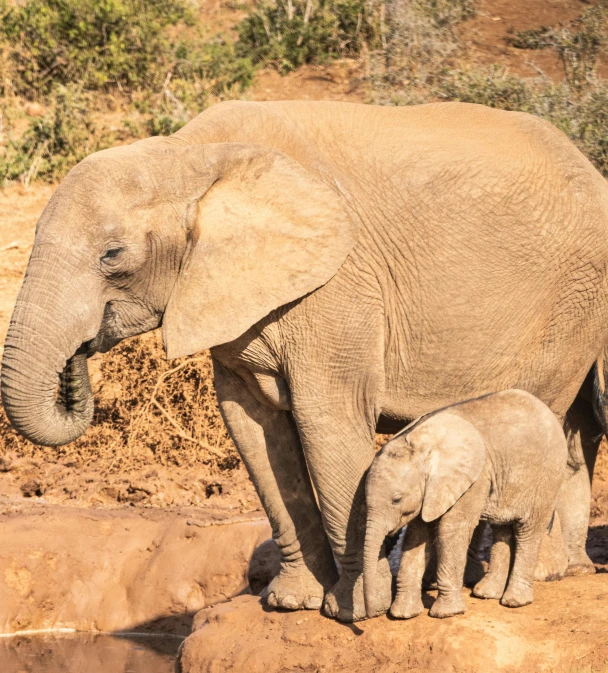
292;388;392;622
213;361;338;609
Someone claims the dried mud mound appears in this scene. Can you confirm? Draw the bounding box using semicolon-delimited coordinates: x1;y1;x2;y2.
0;504;275;636
178;581;608;673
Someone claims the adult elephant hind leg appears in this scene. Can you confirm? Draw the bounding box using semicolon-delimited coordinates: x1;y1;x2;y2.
213;361;338;610
556;394;601;577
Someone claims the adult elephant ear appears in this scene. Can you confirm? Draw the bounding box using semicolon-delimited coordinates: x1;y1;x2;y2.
161;142;357;359
410;413;486;523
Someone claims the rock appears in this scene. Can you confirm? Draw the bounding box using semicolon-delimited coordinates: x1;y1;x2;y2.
0;505;271;635
178;577;608;673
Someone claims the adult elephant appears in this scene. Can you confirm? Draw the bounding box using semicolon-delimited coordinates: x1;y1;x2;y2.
2;101;607;622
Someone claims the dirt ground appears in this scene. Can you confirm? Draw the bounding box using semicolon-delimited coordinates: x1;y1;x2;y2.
1;0;608;669
177;581;608;673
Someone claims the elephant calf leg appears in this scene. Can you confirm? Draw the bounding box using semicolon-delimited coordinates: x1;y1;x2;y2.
501;518;546;607
473;524;512;600
213;361;338;610
431;517;479;619
391;517;430;619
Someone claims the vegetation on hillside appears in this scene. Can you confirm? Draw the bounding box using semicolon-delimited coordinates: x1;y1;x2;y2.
367;0;608;177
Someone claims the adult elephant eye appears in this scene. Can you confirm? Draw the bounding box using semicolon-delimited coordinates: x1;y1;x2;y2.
101;247;124;263
392;495;403;505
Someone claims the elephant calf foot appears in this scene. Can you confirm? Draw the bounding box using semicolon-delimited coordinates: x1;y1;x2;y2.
390;593;423;620
429;592;466;619
324;561;392;622
472;572;508;600
500;582;533;608
266;562;336;611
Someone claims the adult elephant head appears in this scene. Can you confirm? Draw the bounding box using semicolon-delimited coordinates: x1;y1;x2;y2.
1;139;356;446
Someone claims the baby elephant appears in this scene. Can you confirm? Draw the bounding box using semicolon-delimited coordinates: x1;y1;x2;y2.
363;389;567;620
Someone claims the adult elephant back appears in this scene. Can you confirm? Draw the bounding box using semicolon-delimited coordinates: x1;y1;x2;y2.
3;100;608;621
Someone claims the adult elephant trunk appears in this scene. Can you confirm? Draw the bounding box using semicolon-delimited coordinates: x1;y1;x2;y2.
1;247;99;446
363;516;389;619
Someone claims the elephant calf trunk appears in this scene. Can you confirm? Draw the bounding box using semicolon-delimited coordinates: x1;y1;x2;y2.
363;523;387;619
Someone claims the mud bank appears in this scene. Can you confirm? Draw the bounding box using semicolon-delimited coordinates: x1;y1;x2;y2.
0;504;274;636
178;578;608;673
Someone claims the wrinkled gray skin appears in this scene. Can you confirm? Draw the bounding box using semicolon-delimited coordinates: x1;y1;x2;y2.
3;101;608;622
364;390;567;619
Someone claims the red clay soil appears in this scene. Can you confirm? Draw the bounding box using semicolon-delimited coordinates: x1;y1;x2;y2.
462;0;608;79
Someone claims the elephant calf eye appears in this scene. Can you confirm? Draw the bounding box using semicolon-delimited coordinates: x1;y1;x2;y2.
101;247;124;263
392;495;403;505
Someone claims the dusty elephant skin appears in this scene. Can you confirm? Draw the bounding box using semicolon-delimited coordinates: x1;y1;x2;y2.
4;100;608;621
176;583;608;673
0;505;272;635
364;390;567;620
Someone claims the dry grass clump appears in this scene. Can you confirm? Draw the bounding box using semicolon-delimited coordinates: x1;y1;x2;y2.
0;331;238;475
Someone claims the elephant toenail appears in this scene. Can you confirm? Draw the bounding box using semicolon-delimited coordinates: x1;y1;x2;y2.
304;596;322;610
282;595;299;609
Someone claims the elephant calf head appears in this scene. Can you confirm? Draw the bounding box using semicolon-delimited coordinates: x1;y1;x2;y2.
363;413;486;617
2;137;357;446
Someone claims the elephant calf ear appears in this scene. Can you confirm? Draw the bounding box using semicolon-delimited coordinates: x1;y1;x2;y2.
162;143;357;359
416;413;486;523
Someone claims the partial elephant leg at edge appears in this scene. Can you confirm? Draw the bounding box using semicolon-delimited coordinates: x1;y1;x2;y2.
559;395;601;576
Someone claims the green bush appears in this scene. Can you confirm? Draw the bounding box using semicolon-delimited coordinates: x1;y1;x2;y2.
0;85;110;186
0;0;195;95
236;0;382;72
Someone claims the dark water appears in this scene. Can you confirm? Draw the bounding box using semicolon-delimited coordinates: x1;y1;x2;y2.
0;632;182;673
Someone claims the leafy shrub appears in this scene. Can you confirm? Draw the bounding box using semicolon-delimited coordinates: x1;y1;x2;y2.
0;0;195;95
236;0;382;72
0;84;110;186
413;0;475;28
368;0;474;103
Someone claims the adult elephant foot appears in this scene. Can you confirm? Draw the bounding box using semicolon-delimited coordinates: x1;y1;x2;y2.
266;561;338;610
323;557;392;622
533;512;569;582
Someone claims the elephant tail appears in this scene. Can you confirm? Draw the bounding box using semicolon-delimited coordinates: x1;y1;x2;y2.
592;348;608;435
